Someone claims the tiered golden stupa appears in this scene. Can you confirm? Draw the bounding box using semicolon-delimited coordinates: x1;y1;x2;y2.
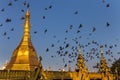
5;9;39;70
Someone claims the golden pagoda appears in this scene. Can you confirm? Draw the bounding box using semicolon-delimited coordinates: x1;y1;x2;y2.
76;45;88;72
5;9;39;70
99;48;110;73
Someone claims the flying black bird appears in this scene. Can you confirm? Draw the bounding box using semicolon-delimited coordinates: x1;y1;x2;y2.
49;5;53;9
64;64;67;67
43;16;46;19
7;37;10;39
79;24;83;28
3;32;7;36
104;44;107;48
10;28;14;31
92;27;96;32
23;1;26;6
114;44;117;47
27;3;30;8
21;9;24;12
77;30;80;33
106;22;110;27
69;25;73;30
8;2;12;6
34;31;37;34
20;16;25;20
74;11;78;14
46;48;49;52
51;44;54;47
5;18;11;22
51;55;54;58
45;8;48;10
65;30;68;33
0;24;3;27
106;3;110;8
44;29;48;34
53;35;56;38
65;43;69;48
1;8;5;12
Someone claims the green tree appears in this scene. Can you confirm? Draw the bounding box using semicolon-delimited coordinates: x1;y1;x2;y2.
111;58;120;79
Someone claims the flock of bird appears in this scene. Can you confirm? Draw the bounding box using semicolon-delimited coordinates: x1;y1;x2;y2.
0;0;119;70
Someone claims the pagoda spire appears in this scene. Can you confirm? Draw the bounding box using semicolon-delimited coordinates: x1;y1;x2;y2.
78;44;82;54
21;9;31;45
100;48;104;59
99;48;110;73
76;44;87;72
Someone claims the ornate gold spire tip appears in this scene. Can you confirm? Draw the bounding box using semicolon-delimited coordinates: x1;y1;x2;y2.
78;44;82;54
100;47;104;58
26;9;30;16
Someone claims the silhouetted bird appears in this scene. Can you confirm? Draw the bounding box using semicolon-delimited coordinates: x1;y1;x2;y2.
8;2;12;6
65;43;69;48
20;16;25;20
79;24;83;28
10;28;14;31
46;48;49;52
34;31;37;34
21;9;24;12
7;37;10;39
5;18;11;22
64;64;67;67
74;11;78;14
45;8;48;10
49;5;53;9
27;3;30;8
106;3;110;7
51;44;54;47
0;24;3;27
69;25;73;30
106;22;110;27
1;8;5;12
43;16;46;19
65;30;68;33
44;29;48;34
23;1;26;6
3;32;7;36
92;27;96;32
77;30;80;33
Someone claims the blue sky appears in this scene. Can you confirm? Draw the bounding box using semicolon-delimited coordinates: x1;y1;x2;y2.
0;0;120;71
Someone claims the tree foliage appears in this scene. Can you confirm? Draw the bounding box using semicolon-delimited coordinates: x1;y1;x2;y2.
111;58;120;75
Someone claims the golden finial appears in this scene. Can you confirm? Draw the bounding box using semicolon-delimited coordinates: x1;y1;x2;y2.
22;9;31;44
25;9;30;21
78;44;82;54
100;47;104;58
